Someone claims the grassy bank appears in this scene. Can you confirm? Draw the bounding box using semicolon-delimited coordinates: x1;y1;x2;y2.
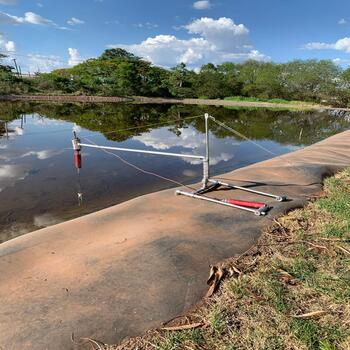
224;96;319;105
101;168;350;350
222;96;322;111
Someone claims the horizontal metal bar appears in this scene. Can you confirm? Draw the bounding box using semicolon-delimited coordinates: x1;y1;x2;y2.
209;179;286;202
176;190;265;215
79;143;205;160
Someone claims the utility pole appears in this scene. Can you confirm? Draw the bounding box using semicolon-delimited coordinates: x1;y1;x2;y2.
12;58;20;77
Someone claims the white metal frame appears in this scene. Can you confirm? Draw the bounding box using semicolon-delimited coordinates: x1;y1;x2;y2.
72;113;286;216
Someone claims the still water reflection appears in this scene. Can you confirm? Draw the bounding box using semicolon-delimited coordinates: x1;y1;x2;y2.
1;102;349;242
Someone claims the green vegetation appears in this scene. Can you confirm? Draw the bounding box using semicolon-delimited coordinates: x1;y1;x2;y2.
110;168;350;349
223;96;320;111
0;54;31;94
3;49;350;107
224;96;318;105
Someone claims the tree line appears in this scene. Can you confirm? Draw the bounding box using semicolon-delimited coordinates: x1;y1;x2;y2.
2;48;350;107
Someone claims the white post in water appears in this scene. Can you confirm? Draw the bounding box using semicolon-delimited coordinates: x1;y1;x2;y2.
202;113;210;187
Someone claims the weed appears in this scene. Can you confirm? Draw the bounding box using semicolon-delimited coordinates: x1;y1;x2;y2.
208;306;227;335
155;328;204;350
112;168;350;350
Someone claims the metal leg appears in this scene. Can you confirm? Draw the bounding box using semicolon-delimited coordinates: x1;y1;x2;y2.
208;179;287;202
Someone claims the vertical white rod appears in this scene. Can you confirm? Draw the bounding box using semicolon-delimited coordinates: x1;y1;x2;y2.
202;113;210;186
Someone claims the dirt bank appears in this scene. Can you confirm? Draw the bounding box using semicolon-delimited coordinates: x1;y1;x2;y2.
0;130;349;350
0;94;133;103
2;94;349;111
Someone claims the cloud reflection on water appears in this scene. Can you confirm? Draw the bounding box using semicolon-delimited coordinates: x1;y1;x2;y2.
133;126;239;165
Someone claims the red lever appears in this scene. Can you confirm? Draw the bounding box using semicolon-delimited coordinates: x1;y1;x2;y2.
74;150;82;169
225;199;265;209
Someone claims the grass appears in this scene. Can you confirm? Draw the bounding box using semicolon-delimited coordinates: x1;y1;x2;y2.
222;96;321;111
99;168;350;350
224;96;319;105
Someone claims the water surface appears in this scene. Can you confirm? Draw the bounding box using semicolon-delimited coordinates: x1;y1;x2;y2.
1;102;349;242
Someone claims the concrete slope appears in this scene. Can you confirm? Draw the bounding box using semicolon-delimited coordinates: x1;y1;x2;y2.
0;130;349;350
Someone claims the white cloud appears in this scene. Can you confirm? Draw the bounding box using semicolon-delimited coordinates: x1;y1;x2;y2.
0;0;16;4
0;165;23;178
333;58;350;66
108;17;268;68
338;18;347;25
221;50;268;61
68;47;82;66
0;11;22;24
193;1;212;10
23;11;55;25
114;35;209;66
21;149;64;160
37;2;43;7
134;22;158;29
333;38;350;52
0;164;30;191
304;37;350;53
73;124;82;133
0;10;66;29
4;40;15;52
185;17;249;51
304;42;333;50
14;126;23;135
67;17;85;26
0;125;24;141
133;126;239;166
0;34;15;52
26;53;62;72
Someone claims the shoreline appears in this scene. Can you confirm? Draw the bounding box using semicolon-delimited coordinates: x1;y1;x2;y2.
2;94;349;111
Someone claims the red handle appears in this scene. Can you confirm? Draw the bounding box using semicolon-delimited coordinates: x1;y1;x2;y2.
74;150;82;169
226;199;265;209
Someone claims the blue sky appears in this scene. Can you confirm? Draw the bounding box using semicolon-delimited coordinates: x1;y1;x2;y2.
1;0;350;72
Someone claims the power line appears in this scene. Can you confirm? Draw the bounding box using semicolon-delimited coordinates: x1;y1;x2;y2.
209;116;278;156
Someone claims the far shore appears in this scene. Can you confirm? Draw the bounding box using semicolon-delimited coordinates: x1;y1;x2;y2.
1;94;350;111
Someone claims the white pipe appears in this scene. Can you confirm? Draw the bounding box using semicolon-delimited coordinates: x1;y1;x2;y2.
209;179;286;202
79;143;205;160
203;113;210;186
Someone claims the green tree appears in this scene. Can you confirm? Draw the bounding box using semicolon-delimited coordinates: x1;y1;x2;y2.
281;60;340;102
165;63;196;98
100;48;139;61
194;63;231;99
217;62;242;96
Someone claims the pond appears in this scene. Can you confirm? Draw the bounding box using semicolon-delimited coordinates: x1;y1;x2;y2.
1;102;349;243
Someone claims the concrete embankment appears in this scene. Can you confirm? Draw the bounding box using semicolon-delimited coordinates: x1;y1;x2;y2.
0;130;349;350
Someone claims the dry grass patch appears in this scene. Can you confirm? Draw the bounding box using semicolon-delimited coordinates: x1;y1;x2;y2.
86;169;350;350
